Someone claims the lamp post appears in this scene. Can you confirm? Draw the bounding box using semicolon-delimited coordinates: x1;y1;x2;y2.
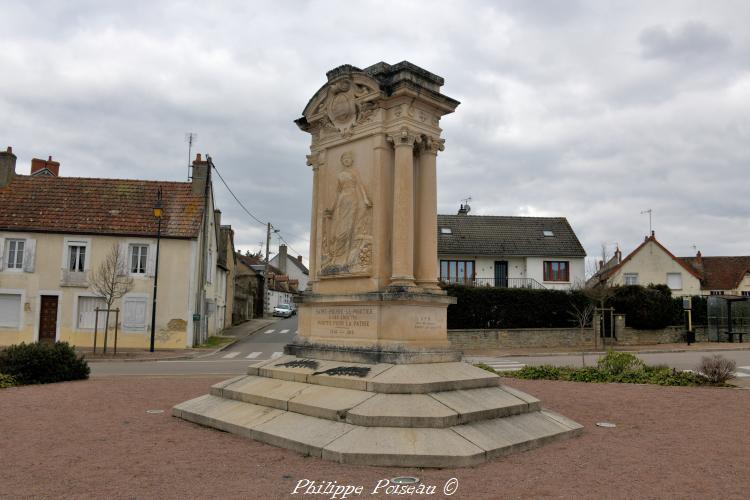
149;188;163;352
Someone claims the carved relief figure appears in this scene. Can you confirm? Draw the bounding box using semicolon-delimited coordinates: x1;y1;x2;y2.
321;151;372;275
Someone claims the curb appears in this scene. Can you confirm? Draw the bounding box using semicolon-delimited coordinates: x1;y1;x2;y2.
465;345;750;359
84;320;280;363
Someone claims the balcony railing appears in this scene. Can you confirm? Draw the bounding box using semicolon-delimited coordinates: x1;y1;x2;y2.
440;277;547;290
61;268;90;287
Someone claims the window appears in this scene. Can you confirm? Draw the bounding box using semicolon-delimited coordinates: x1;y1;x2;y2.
710;290;725;296
742;291;750;297
440;260;475;284
77;296;106;329
123;296;148;330
624;273;639;285
440;228;452;235
666;273;682;290
5;239;25;269
0;293;22;327
542;230;554;237
69;245;86;272
130;245;148;274
543;261;569;282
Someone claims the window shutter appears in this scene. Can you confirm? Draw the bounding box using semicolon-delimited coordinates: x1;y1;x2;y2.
118;242;129;276
23;238;36;273
147;243;156;276
0;237;5;271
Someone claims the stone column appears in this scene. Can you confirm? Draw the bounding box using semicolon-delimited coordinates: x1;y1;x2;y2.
306;153;322;290
387;126;419;288
415;136;444;290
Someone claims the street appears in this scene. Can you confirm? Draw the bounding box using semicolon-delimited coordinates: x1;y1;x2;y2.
90;315;750;380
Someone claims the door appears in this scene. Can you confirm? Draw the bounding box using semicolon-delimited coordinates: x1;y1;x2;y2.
39;295;58;343
494;261;508;288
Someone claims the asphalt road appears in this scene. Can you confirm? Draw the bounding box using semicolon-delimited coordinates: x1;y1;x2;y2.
90;316;298;377
90;315;750;380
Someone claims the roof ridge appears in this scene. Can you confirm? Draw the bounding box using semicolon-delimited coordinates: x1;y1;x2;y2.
14;174;192;186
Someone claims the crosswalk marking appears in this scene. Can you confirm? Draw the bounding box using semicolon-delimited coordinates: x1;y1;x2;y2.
222;352;240;359
280;329;290;334
246;352;262;359
483;360;526;372
263;329;275;334
271;352;283;359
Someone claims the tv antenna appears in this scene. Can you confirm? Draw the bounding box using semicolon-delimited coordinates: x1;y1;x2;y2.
640;209;652;234
185;133;197;181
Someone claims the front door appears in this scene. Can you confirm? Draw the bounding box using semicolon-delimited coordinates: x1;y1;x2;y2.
494;261;508;288
39;295;58;343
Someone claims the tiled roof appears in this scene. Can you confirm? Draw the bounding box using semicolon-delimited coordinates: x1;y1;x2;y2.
680;256;750;291
288;255;309;275
437;215;586;257
0;175;205;239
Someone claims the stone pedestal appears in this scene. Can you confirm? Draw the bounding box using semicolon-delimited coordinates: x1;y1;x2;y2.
174;61;582;468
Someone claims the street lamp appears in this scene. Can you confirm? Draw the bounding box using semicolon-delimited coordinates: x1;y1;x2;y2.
149;187;163;352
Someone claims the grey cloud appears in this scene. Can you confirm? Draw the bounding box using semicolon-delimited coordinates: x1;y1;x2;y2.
639;22;730;61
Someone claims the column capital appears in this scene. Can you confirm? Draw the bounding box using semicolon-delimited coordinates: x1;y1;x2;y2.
306;152;325;171
420;135;445;155
387;126;421;148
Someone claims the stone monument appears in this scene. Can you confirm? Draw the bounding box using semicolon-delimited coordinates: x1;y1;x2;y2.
174;62;582;467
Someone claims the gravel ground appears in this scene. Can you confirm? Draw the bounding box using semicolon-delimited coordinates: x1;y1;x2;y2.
1;376;749;500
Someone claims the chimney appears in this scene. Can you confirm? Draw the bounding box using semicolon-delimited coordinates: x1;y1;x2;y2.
695;250;702;264
297;255;303;264
0;146;17;187
214;209;221;227
615;246;622;263
30;155;60;177
278;244;287;274
598;260;603;270
191;153;209;195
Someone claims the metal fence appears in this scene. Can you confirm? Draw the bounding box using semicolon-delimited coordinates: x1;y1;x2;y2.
439;277;547;290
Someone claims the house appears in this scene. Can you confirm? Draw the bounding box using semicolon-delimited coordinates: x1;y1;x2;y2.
217;222;236;330
681;254;750;296
0;147;227;348
234;252;300;315
437;205;587;290
269;244;309;291
588;231;749;297
234;252;263;322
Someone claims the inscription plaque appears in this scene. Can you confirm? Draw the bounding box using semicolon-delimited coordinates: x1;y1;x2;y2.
312;305;378;338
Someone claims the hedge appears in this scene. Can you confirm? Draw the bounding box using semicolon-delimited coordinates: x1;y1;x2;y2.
0;342;90;385
445;284;701;330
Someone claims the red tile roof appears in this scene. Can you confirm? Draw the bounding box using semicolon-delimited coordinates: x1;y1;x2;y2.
680;256;750;291
0;175;205;239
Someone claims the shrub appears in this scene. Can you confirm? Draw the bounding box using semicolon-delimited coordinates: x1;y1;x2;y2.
0;373;16;388
698;355;736;384
597;351;644;376
0;342;90;385
608;285;675;329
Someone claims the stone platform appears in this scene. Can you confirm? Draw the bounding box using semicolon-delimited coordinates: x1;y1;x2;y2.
173;356;582;468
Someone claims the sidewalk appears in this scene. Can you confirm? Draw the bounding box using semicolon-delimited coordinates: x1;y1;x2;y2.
78;317;279;362
461;341;750;358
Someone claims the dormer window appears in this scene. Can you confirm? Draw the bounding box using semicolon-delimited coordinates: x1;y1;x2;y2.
543;230;554;237
440;228;452;235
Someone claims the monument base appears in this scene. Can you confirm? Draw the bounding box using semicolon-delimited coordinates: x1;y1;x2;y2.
173;356;583;468
292;291;459;364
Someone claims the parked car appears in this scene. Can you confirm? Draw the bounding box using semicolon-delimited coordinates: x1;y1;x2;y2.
273;303;295;318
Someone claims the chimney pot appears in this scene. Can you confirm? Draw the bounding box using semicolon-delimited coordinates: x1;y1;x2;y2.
0;146;17;187
7;146;13;154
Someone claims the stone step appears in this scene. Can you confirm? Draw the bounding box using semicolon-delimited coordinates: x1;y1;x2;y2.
173;394;582;468
211;375;540;428
249;356;502;393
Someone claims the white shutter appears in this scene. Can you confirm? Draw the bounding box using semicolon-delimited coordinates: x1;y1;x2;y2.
667;273;682;290
0;237;5;271
118;242;129;276
23;238;36;273
146;243;156;276
0;294;21;327
78;296;106;329
123;297;147;330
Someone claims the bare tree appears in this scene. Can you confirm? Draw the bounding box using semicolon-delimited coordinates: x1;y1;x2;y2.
569;300;595;366
90;244;133;352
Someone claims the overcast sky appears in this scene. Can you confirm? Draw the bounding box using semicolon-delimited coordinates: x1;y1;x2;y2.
2;1;748;270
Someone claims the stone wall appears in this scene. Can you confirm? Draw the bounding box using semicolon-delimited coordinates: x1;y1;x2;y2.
449;323;708;351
